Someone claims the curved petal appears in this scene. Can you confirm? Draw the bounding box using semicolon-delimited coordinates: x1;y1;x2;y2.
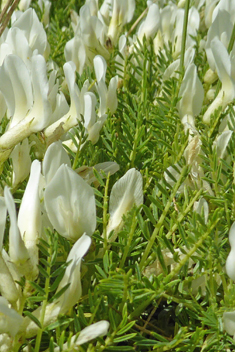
0;55;33;127
0;198;6;251
107;75;118;114
223;311;235;336
76;320;110;345
56;233;91;313
226;222;235;281
4;187;29;264
94;55;107;82
0;297;23;337
107;169;143;238
84;92;97;130
44;164;96;240
42;141;71;184
29;55;52;131
17;160;41;278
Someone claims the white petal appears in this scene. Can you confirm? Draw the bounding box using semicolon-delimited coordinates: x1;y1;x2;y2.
193;197;209;224
226;222;235;281
213;130;232;160
138;4;160;41
6;27;32;68
76;320;110;345
42;141;71;184
12;8;48;55
96;80;108;117
0;254;20;304
18;160;41;245
0;55;33;127
210;38;231;85
0;297;23;337
178;64;204;118
223;311;235;336
107;76;118;114
63;61;81;119
87;114;107;144
0;198;6;251
108;169;143;236
56;234;91;313
17;160;41;278
94;55;107;82
64;36;86;75
84;92;97;130
29;55;52;131
4;187;29;264
10;138;31;188
44;165;96;240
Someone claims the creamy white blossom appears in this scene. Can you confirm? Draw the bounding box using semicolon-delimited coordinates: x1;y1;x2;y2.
0;297;23;337
44;164;96;240
106;168;143;241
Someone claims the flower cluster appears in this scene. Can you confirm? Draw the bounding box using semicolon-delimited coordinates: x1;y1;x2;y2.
1;0;235;350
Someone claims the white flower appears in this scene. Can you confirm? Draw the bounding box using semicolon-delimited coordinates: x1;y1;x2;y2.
49;320;110;351
107;0;135;45
223;311;235;337
11;8;48;56
0;333;13;352
0;54;53;161
0;297;23;337
137;3;160;43
172;7;200;59
76;161;119;186
44;61;88;141
42;141;71;185
10;139;31;188
193;198;209;224
64;36;86;75
203;38;235;124
94;55;118;116
178;63;204;134
17;160;42;279
18;0;32;11
205;10;233;73
44;164;96;240
4;187;29;266
38;0;51;28
226;222;235;281
55;233;91;314
0;197;19;304
213;130;232;161
106;168;143;241
164;135;213;195
212;0;235;24
21;234;91;338
0;197;6;249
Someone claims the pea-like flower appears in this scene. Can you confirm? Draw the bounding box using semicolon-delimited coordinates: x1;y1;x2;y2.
106;168;143;242
44;164;96;241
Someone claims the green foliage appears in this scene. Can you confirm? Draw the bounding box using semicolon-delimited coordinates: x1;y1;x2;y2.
1;0;235;351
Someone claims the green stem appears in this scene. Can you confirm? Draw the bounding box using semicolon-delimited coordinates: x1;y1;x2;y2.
227;22;235;53
72;136;83;170
166;189;203;239
164;216;220;284
208;107;222;138
34;239;52;352
179;0;190;76
139;165;189;270
129;294;157;320
103;173;110;252
129;126;141;168
119;210;137;268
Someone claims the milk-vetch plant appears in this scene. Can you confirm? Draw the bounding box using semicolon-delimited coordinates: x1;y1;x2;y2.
0;0;235;351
